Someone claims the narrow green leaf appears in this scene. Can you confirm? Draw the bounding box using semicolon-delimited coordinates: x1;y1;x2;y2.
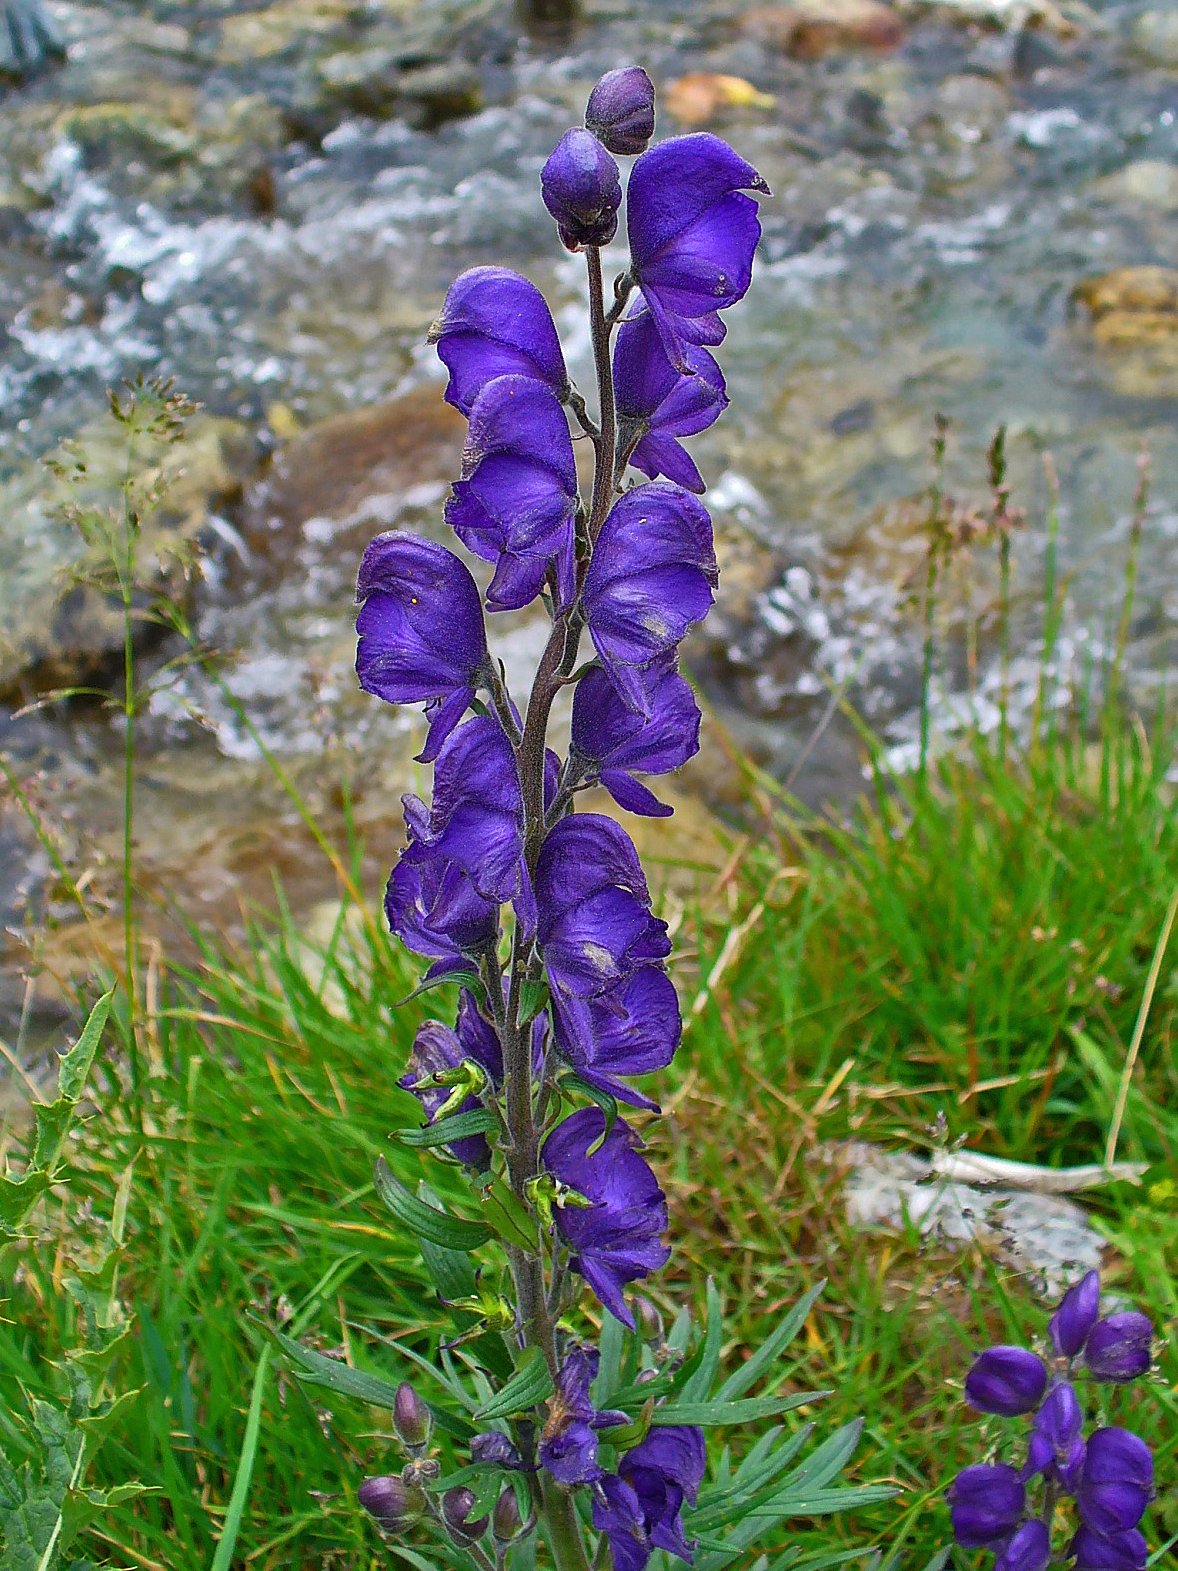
557;1075;618;1152
394;1110;496;1150
419;1235;478;1302
394;970;481;1007
518;979;550;1025
653;1393;827;1428
209;1347;269;1571
263;1324;404;1409
374;1159;492;1251
680;1278;724;1401
714;1281;824;1403
474;1348;553;1421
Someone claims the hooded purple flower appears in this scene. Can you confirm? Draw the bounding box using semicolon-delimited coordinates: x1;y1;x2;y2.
445;374;578;611
586;67;655;156
400;716;525;904
593;1425;706;1571
1023;1380;1084;1492
964;1346;1048;1416
614;312;727;494
538;1347;628;1485
551;967;682;1109
429;266;568;416
947;1464;1025;1548
570;665;701;818
1077;1429;1154;1533
582;482;717;716
385;835;499;971
627;133;769;370
541;128;622;250
535;814;671;1000
1070;1527;1149;1571
542;1109;670;1327
1050;1269;1102;1358
356;534;489;763
470;1431;525;1470
994;1520;1051;1571
399;1004;500;1168
1085;1314;1153;1384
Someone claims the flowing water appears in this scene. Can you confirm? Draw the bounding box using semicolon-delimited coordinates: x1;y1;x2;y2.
1;0;1176;1022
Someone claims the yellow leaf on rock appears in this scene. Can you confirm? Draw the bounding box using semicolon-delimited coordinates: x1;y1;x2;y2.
665;73;776;128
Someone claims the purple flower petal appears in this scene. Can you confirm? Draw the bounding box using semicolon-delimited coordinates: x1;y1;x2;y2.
614;1426;705;1565
408;715;525;903
627;133;769;370
1050;1268;1102;1358
964;1346;1048;1416
1077;1429;1154;1532
540;1347;608;1485
1070;1527;1148;1571
355;533;488;761
543;1108;669;1327
551;967;681;1108
583;482;717;716
947;1464;1025;1548
385;835;499;965
571;664;701;818
1085;1313;1153;1383
399;1019;492;1168
592;1475;650;1571
615;311;727;493
994;1520;1050;1571
445;374;578;611
430;266;568;415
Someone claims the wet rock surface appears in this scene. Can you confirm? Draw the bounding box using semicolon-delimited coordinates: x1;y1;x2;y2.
1;0;1176;1010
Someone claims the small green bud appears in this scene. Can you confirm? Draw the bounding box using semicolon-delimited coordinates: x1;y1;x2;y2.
393;1383;432;1452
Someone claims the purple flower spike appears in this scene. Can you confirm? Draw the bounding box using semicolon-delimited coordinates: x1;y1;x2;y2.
401;716;524;903
1077;1429;1154;1533
356;534;488;763
1085;1313;1153;1383
446;374;579;612
551;966;682;1109
535;814;671;1000
964;1346;1048;1416
1070;1527;1149;1571
571;665;701;818
541;128;622;251
542;1108;670;1327
614;311;728;493
583;482;718;717
586;66;655;156
399;1018;494;1168
1050;1269;1102;1358
627;132;769;370
592;1430;705;1571
430;266;569;416
994;1520;1051;1571
947;1464;1025;1548
385;836;499;969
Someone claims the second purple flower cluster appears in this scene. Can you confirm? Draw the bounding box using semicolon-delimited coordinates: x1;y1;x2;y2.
949;1270;1156;1571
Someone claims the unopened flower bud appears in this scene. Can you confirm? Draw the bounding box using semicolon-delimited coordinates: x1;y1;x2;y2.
1049;1269;1101;1358
635;1296;664;1344
1084;1313;1153;1383
492;1486;526;1543
964;1346;1047;1416
541;129;621;251
393;1383;432;1452
586;67;655;156
357;1475;424;1532
442;1486;489;1544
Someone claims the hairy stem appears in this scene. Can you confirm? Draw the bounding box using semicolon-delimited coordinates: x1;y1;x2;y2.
585;249;617;544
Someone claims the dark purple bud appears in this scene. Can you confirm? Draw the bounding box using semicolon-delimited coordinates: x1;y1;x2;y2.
356;534;488;763
628;133;769;371
542;1109;670;1328
541;128;622;250
1027;1380;1084;1491
586;66;655;155
430;266;568;416
964;1346;1048;1416
571;664;701;819
357;1475;424;1531
471;1431;525;1470
1085;1313;1153;1383
947;1464;1025;1548
492;1487;526;1543
1050;1269;1101;1358
1070;1526;1149;1571
1077;1429;1154;1533
614;311;728;494
583;482;717;717
535;814;671;1001
393;1383;432;1451
445;374;578;612
442;1486;489;1544
994;1519;1051;1571
550;966;682;1109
